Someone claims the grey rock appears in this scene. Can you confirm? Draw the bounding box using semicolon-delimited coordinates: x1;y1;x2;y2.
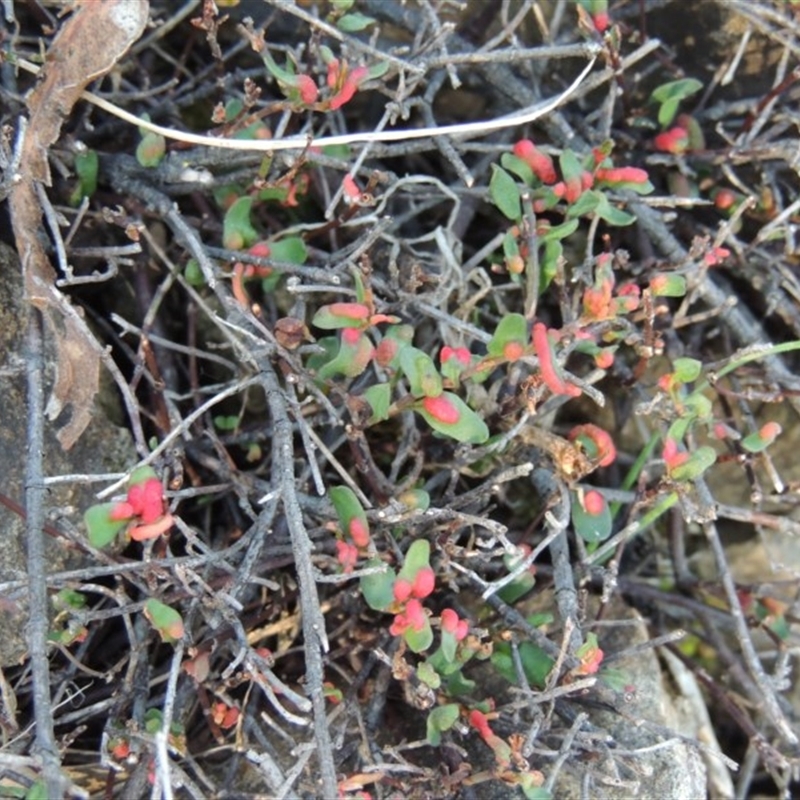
0;242;136;666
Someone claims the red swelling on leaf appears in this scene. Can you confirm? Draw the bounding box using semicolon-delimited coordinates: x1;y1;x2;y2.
374;337;399;367
503;341;525;361
411;566;435;599
512;139;557;184
342;174;360;202
468;709;494;741
441;346;471;366
569;424;617;467
329;303;371;323
441;608;469;641
421;394;461;424
704;246;730;267
127;478;165;524
336;540;358;573
663;439;689;472
582;490;605;516
592;11;610;31
390;598;427;636
129;514;174;542
295;74;318;105
327;60;368;110
654;126;689;154
595;166;649;185
212;702;240;730
348;517;370;549
393;578;413;603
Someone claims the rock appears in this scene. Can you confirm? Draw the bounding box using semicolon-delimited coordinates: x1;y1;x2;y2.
0;242;136;666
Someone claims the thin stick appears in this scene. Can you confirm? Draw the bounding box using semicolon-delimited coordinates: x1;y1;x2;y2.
24;312;67;798
15;55;598;152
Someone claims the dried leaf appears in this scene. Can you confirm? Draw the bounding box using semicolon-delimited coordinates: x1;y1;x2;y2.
8;1;149;449
26;1;150;184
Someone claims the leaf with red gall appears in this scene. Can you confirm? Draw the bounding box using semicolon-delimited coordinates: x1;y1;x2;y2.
313;302;371;330
595;166;653;195
741;422;782;453
422;394;460;425
317;329;375;379
532;323;582;398
374;337;399;367
649;273;686;297
654;126;689;154
574;633;604;675
144;598;184;644
416;392;490;444
582;490;606;515
569;423;616;467
512;139;557;184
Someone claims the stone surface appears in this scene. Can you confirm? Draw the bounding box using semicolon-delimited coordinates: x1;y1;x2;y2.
0;242;135;666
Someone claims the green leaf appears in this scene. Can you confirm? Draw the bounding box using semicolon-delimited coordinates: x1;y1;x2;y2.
500;152;534;185
269;236;307;265
651;78;703;126
426;704;459;746
672;357;702;383
566;189;601;218
404;616;433;653
490;165;522;221
399;346;442;398
70;149;98;205
24;780;48;800
367;61;390;80
330;486;368;537
558;148;583;181
538;218;579;243
223;196;258;250
213;415;240;431
53;588;86;611
488;313;527;358
360;559;396;611
184;258;205;287
417;660;441;689
492;642;553;688
398;540;431;582
522;786;553;800
416;392;490;444
136;132;166;168
362;383;392;422
84;503;128;548
337;11;376;31
594;193;636;226
129;466;158;487
144;599;185;644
